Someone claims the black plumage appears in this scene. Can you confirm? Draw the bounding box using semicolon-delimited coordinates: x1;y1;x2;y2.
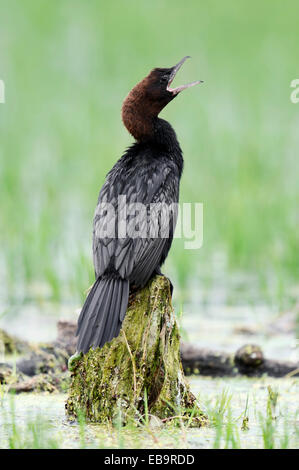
76;56;202;353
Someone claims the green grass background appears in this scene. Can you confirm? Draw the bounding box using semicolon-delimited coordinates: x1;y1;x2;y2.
0;0;298;306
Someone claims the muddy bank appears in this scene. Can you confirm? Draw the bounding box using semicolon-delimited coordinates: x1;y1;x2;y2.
181;343;299;377
1;320;298;394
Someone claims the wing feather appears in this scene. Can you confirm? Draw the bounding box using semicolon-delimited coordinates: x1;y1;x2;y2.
93;153;180;286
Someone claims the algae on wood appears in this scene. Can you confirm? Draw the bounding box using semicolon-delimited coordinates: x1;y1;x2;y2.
66;275;206;426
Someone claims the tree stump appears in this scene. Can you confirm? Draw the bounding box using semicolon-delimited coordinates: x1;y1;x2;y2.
65;275;206;426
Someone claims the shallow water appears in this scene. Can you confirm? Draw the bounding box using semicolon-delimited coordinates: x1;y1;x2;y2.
182;303;297;361
1;288;297;361
0;376;298;449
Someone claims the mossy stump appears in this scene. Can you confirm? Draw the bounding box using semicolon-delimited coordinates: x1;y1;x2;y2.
65;275;206;426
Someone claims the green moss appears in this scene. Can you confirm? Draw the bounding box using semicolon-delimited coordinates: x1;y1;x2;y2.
0;329;31;355
66;275;206;427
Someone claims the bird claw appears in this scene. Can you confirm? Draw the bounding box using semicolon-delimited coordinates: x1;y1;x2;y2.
155;270;173;297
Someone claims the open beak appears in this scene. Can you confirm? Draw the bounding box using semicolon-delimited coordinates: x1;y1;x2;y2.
167;56;203;95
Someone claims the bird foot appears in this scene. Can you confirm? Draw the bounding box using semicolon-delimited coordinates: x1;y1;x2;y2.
155;271;173;297
68;351;83;371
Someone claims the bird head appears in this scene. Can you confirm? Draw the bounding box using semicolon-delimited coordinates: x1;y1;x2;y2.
122;56;203;140
145;56;203;108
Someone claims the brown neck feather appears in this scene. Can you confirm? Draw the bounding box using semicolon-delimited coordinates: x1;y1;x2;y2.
122;78;161;141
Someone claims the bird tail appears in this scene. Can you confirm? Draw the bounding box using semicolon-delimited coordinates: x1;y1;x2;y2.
76;276;129;354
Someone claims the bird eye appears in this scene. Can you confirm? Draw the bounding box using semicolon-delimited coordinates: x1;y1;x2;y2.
160;75;169;83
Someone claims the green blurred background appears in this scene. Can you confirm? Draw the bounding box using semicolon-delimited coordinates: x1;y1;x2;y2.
0;0;298;310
